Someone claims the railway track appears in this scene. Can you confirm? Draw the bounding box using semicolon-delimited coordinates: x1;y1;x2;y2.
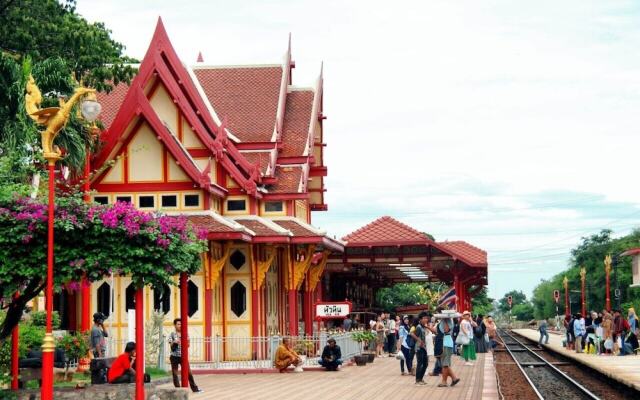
497;329;600;400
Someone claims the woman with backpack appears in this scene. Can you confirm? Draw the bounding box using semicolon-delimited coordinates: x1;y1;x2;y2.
398;316;415;375
474;314;488;353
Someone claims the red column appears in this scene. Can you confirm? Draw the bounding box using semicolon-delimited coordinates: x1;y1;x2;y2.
204;287;212;361
11;322;18;390
303;290;312;336
605;270;611;312
41;162;56;400
288;290;297;336
180;273;190;388
135;288;144;400
581;275;586;316
453;273;460;311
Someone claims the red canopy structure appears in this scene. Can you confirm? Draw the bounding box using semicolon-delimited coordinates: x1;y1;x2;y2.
326;216;488;312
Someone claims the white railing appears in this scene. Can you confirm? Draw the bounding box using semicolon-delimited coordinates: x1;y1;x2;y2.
105;331;361;370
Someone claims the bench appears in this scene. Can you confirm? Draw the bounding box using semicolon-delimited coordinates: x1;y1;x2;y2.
17;349;68;388
89;357;116;384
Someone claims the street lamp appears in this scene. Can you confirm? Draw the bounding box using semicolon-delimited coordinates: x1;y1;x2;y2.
604;255;612;311
25;76;100;400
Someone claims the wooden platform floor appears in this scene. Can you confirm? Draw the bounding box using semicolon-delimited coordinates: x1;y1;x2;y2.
163;352;498;400
513;328;640;391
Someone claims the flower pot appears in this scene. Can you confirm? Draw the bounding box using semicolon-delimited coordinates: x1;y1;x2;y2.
354;355;368;366
364;352;375;363
77;356;91;373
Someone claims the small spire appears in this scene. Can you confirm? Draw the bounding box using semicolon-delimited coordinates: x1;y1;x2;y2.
196;51;204;63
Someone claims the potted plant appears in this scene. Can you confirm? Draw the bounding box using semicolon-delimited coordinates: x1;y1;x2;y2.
350;331;369;366
293;338;315;364
361;331;377;362
57;332;90;379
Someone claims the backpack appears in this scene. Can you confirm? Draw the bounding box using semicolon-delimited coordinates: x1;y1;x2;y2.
405;326;416;348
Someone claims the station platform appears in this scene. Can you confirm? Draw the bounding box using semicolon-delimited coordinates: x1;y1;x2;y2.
165;351;498;399
513;328;640;391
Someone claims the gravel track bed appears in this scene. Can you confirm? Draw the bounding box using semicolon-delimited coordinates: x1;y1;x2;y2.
524;367;592;400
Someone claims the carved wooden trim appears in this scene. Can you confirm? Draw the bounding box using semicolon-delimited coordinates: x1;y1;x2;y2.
305;251;330;292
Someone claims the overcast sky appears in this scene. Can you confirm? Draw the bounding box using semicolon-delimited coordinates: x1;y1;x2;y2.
77;0;640;301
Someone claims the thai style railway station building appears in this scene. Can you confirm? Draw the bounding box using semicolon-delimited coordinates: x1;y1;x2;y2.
42;19;488;363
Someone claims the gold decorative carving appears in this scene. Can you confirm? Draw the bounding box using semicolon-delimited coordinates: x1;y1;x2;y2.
208;243;230;288
253;245;275;290
305;251;330;292
25;75;96;163
604;254;612;275
292;245;316;291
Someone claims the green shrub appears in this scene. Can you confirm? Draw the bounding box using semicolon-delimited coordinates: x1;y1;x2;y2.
29;311;60;329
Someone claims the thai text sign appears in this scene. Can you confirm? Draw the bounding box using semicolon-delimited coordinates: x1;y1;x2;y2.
315;302;351;319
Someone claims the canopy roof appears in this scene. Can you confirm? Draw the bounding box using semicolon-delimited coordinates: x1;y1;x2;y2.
328;216;488;285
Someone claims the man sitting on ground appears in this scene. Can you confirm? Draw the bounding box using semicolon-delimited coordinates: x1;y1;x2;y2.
318;338;342;371
108;342;136;384
274;338;302;372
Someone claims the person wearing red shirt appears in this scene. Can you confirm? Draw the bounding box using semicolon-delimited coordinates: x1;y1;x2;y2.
108;342;136;384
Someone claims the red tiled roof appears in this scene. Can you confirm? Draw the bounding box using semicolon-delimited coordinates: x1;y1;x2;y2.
342;216;429;245
233;218;287;237
241;151;272;176
272;219;317;237
268;166;303;193
193;66;282;142
437;241;488;267
97;82;130;130
281;90;313;157
621;248;640;257
186;215;236;233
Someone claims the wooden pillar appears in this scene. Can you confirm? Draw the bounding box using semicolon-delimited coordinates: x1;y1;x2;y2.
288;290;298;336
81;151;92;332
179;273;189;388
135;288;144;400
303;290;312;336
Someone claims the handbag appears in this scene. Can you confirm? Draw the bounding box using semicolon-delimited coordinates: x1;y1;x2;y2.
484;333;490;343
455;332;470;345
395;351;405;361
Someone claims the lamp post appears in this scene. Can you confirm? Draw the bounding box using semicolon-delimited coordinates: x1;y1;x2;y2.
613;255;621;310
563;276;570;317
604;255;612;311
580;267;586;316
25;76;101;400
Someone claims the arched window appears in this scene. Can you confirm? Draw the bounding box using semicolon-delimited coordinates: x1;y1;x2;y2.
97;282;111;318
187;280;198;317
153;283;171;314
230;281;246;317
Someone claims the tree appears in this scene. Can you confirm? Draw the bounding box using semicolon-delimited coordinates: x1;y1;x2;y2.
0;196;206;341
498;290;527;314
530;229;640;319
471;286;495;316
375;282;445;312
0;0;136;91
512;303;535;321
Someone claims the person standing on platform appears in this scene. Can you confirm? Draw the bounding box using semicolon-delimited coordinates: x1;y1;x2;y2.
613;309;631;355
602;312;614;354
459;311;476;365
628;308;638;336
474;314;487;353
90;312;109;358
485;316;497;350
398;316;414;375
411;311;431;385
387;314;397;356
434;310;460;388
573;313;586;353
169;318;203;392
538;319;549;347
375;315;385;357
342;315;352;331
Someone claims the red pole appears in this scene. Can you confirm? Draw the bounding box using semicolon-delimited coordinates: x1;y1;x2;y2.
564;280;570;317
605;269;611;312
40;161;56;400
81;153;91;331
135;287;144;400
180;273;189;388
581;274;586;316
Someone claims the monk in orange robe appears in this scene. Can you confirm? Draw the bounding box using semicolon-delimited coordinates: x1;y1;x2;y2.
274;338;302;372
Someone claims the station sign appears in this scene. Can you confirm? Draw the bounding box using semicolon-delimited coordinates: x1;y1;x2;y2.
315;301;352;320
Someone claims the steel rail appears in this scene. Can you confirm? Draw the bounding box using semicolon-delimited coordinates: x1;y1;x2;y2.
497;329;600;400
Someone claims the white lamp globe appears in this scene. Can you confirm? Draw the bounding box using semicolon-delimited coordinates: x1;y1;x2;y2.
81;100;102;122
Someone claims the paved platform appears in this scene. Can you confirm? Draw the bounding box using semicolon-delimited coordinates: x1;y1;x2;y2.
163;352;498;399
513;328;640;391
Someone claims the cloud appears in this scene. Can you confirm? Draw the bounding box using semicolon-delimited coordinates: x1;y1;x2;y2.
76;0;640;300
